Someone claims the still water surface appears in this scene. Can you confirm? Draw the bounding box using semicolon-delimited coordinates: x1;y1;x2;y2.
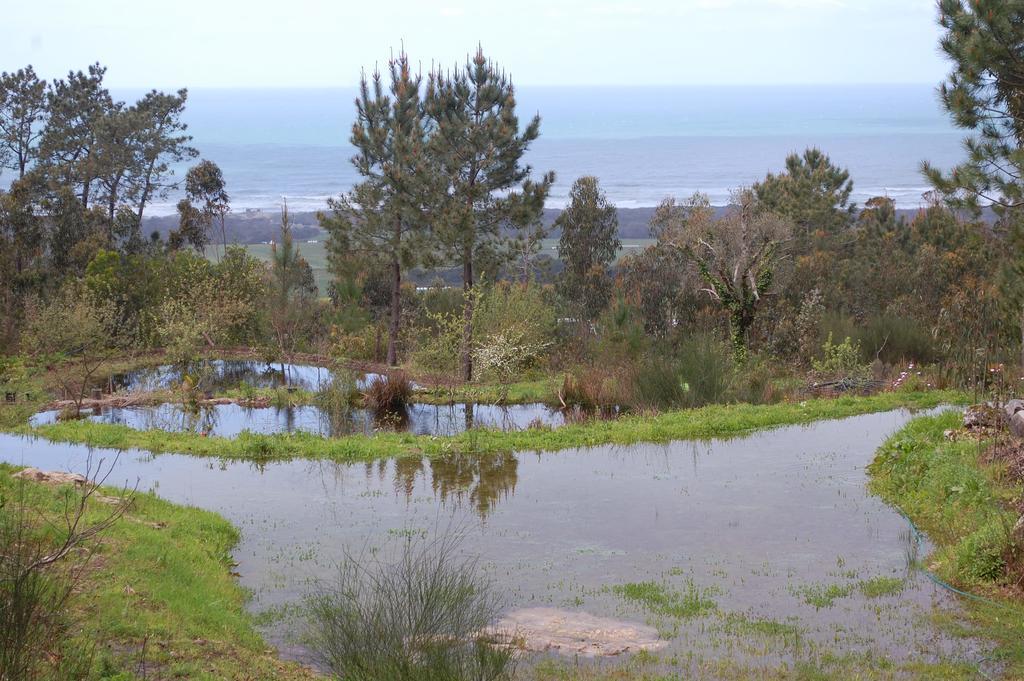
0;408;983;674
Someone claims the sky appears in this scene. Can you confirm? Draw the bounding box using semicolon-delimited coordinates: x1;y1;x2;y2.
3;0;947;88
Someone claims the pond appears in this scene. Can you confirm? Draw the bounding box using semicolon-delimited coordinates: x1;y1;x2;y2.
0;408;987;676
30;400;566;437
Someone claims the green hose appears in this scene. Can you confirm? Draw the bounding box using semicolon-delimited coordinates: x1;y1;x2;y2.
898;508;1006;680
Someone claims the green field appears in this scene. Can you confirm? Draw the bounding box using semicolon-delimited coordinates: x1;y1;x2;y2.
240;238;658;295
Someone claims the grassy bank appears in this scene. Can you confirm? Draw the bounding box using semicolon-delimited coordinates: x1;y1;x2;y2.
868;412;1024;678
0;463;313;680
19;389;963;463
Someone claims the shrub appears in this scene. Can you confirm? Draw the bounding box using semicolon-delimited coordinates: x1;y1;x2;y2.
410;309;463;377
1;463;131;680
315;371;359;415
633;357;686;410
473;326;552;393
676;333;733;407
364;371;412;412
812;333;870;380
305;532;514;681
559;366;632;412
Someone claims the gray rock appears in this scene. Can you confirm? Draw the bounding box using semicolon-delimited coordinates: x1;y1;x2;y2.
1011;411;1024;439
1005;399;1024;417
12;467;86;486
1015;515;1024;543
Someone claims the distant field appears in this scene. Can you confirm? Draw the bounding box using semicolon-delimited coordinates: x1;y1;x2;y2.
240;238;657;295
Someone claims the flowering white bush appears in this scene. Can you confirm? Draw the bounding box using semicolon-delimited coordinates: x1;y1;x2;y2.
473;325;552;386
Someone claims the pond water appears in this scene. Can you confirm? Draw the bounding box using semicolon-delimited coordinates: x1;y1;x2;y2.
104;359;382;393
0;409;987;676
30;401;565;437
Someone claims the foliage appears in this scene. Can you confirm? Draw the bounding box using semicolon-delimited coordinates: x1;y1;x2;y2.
305;532;514;681
556;176;620;320
363;371;413;412
320;52;431;366
811;333;870;380
754;147;855;243
923;0;1024;214
171;159;228;253
20;285;124;413
653;191;789;361
0;460;131;680
266;203;319;373
424;46;554;380
675;333;735;407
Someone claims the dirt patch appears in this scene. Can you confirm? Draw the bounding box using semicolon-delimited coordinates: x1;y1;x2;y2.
487;607;667;657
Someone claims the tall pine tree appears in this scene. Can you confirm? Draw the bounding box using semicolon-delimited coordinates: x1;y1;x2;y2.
321;52;429;366
424;46;553;380
923;0;1024;212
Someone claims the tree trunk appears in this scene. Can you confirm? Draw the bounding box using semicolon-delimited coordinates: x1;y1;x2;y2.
460;256;474;382
387;252;401;367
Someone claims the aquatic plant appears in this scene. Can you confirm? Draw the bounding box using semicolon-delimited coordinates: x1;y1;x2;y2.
305;532;515;681
315;371;358;415
363;371;412;413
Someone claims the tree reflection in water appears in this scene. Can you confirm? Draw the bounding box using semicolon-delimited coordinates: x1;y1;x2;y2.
368;450;520;520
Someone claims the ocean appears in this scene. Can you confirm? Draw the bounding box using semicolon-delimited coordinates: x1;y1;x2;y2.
114;84;966;216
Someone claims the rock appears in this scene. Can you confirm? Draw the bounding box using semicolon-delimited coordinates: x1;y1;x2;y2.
12;467;86;486
1014;515;1024;542
1005;399;1024;417
1012;411;1024;439
485;608;667;657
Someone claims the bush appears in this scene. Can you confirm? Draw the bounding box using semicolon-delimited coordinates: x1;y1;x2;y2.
315;371;359;415
473;326;552;391
305;533;514;681
676;333;733;407
633;357;687;410
812;333;870;380
363;371;412;412
1;464;130;680
559;366;632;412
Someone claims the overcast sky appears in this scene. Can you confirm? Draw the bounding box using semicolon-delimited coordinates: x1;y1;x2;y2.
4;0;947;89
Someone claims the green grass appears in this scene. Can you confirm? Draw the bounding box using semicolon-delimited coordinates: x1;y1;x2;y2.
857;576;905;599
713;612;802;640
412;376;557;405
612;579;718;619
868;411;1024;678
14;389;965;464
0;464;312;680
792;582;853;609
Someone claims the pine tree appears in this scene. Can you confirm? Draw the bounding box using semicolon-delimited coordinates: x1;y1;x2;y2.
556;176;620;321
0;66;48;180
923;0;1024;213
320;52;429;366
424;46;554;380
269;201;317;382
754;148;854;245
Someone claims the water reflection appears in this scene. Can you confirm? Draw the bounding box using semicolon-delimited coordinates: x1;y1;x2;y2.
377;452;520;519
105;360;348;393
32;401;566;438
